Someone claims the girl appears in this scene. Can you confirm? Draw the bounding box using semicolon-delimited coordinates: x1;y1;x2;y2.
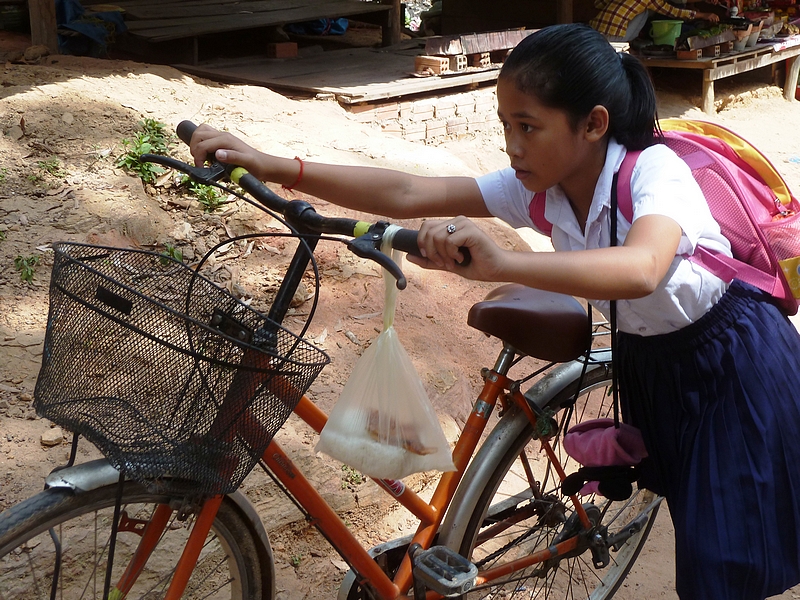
190;23;800;599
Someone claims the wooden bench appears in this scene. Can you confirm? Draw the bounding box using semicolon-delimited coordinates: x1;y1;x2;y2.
637;38;800;114
27;0;400;64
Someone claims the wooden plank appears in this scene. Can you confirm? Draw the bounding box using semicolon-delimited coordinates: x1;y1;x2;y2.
425;36;464;56
638;45;778;70
174;44;501;103
707;46;800;81
424;28;532;56
126;2;391;40
28;0;59;52
118;0;331;20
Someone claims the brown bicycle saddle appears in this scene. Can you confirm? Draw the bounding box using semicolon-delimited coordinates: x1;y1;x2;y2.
467;284;591;362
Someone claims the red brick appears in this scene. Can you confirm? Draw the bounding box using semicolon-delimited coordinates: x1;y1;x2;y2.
410;102;435;121
434;100;456;119
446;116;468;135
381;121;403;137
415;55;450;74
426;119;448;139
470;52;491;68
402;121;426;141
448;55;467;72
267;42;298;58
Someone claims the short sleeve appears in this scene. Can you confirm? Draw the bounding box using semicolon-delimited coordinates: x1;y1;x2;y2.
629;145;716;255
476;168;538;230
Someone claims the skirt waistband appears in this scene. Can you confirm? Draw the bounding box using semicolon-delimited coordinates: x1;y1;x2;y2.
619;280;775;354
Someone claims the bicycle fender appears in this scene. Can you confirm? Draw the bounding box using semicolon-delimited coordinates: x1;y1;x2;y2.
438;352;611;549
43;458;276;595
45;458;122;491
225;490;277;599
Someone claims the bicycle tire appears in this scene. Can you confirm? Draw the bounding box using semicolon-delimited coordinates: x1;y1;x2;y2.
0;482;274;600
447;366;660;600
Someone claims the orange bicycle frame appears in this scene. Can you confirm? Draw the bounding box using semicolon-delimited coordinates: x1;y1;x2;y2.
113;365;591;599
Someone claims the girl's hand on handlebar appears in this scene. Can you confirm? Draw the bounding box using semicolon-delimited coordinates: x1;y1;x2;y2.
408;217;504;281
189;125;270;179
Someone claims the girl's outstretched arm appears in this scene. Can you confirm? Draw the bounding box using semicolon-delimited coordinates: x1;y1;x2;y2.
189;124;491;220
412;214;683;300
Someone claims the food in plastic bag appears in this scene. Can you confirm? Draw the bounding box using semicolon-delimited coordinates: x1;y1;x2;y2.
315;229;456;480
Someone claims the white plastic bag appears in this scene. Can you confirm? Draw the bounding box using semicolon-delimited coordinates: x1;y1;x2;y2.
315;229;456;480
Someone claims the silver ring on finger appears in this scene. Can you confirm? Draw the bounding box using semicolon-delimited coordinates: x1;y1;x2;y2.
446;223;457;234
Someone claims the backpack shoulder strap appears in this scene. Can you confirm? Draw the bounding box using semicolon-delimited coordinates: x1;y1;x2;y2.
529;191;552;236
530;148;640;238
615;149;640;224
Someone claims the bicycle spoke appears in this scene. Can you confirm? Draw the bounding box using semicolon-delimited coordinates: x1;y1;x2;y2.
450;369;661;600
0;486;264;600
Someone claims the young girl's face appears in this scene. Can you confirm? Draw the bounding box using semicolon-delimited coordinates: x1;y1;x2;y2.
496;77;595;194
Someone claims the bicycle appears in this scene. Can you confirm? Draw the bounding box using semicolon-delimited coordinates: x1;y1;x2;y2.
0;120;662;600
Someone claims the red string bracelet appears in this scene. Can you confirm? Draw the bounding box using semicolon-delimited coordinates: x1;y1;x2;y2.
282;156;304;191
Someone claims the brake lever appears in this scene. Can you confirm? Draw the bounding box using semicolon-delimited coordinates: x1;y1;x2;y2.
347;232;407;290
139;154;228;185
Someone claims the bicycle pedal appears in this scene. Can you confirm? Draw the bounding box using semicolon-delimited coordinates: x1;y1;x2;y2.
411;545;478;597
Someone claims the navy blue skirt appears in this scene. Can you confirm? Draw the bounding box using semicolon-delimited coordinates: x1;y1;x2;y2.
618;281;800;600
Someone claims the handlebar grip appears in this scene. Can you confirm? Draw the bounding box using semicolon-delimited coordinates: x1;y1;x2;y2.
392;228;472;266
392;228;422;258
177;120;198;145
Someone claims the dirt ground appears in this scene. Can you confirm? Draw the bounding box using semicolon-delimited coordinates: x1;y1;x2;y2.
3;31;800;599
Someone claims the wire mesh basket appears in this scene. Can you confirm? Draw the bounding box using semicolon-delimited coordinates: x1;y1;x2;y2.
34;242;330;496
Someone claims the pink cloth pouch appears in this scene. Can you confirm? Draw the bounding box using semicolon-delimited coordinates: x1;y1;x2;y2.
563;418;647;467
562;418;648;497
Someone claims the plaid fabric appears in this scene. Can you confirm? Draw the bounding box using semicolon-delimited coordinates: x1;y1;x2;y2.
590;0;694;38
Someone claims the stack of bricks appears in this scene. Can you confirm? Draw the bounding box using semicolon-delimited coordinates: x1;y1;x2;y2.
414;52;500;75
344;87;499;142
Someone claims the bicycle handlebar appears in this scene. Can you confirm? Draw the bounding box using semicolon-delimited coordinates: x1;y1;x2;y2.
140;120;470;290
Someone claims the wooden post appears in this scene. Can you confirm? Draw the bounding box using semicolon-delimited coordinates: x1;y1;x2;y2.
784;54;800;102
557;0;573;24
702;72;715;114
28;0;59;53
379;0;402;46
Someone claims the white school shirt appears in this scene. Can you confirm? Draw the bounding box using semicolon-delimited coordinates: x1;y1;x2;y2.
476;138;732;336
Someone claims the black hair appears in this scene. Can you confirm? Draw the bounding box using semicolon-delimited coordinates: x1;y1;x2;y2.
500;23;662;151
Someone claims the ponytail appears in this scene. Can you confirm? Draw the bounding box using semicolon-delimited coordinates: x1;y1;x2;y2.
617;53;663;149
501;24;662;151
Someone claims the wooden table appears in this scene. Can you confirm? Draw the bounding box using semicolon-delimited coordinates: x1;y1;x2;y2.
637;38;800;114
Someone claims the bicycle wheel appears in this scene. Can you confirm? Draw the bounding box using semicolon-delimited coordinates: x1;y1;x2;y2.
449;366;660;599
0;482;273;600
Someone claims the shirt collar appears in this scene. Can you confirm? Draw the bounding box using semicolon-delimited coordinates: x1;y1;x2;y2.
544;138;627;239
587;138;626;223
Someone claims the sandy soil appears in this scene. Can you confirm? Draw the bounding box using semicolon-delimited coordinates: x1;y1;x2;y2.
2;34;800;599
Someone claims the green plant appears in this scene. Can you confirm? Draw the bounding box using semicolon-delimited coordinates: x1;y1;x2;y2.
14;255;40;283
37;158;67;178
0;231;6;241
0;167;8;184
341;465;364;488
138;118;172;153
115;118;173;184
290;554;303;567
159;243;183;266
181;176;226;213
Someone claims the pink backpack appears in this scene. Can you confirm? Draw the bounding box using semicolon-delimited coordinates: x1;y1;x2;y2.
530;120;800;316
